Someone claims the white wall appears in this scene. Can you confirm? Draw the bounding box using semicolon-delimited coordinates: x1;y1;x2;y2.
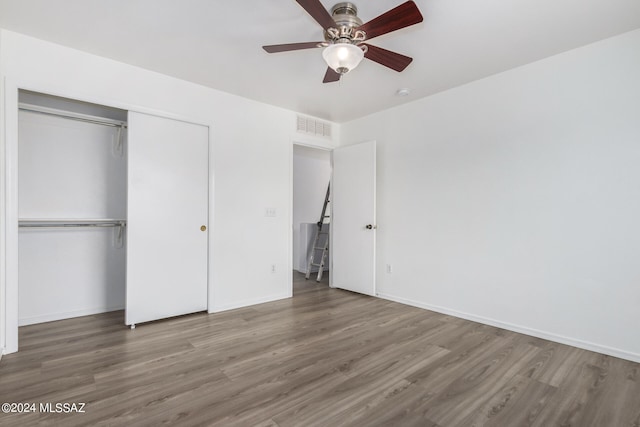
0;29;337;353
292;145;331;272
341;29;640;362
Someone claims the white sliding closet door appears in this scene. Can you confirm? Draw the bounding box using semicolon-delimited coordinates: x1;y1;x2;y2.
126;112;209;326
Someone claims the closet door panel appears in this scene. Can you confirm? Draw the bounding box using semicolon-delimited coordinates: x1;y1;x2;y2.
126;112;209;325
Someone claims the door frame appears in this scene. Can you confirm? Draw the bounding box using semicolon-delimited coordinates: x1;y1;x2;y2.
289;137;336;294
0;80;216;354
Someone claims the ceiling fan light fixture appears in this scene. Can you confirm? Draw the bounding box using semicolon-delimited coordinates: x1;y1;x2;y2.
322;43;364;75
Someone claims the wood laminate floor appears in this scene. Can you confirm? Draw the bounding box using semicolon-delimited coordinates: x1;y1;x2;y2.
1;273;639;426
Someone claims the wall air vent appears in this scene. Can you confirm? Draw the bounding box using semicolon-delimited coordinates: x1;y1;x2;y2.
297;116;332;138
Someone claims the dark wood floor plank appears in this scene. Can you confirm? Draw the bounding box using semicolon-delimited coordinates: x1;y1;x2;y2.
0;272;638;427
576;356;640;427
530;360;605;427
417;340;541;425
145;365;352;426
320;380;442;427
272;346;449;427
404;331;513;394
458;374;557;426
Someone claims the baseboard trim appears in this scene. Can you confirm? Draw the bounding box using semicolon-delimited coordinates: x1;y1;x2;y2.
210;292;292;313
377;292;640;364
18;305;125;326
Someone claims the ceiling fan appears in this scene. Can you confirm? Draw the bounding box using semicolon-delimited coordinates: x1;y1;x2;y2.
263;0;424;83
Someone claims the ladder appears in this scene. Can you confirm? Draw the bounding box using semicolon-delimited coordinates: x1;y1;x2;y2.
306;183;330;282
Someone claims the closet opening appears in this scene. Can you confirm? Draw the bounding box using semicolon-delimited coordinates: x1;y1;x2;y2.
292;144;331;292
5;90;210;353
17;90;128;328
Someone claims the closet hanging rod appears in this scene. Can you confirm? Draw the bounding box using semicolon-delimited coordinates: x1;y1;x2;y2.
18;103;127;129
18;219;126;229
19;223;126;228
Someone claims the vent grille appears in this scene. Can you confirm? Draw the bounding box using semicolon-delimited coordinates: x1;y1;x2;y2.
297;116;331;138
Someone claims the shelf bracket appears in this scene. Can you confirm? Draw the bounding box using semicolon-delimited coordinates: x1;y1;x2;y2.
113;125;125;157
112;221;125;249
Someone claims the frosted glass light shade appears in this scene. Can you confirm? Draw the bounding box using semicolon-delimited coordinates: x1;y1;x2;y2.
322;43;364;75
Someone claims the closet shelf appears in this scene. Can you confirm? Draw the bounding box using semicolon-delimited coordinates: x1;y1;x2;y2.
18;219;126;228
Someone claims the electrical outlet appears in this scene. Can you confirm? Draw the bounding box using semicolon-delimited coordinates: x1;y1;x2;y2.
271;264;276;273
386;264;393;274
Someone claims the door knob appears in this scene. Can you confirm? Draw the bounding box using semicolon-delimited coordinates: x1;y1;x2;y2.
366;224;377;230
200;225;207;231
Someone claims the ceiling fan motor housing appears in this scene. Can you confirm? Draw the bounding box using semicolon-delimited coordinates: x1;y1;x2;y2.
325;2;365;44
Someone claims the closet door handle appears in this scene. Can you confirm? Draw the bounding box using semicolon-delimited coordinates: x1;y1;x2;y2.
200;225;207;232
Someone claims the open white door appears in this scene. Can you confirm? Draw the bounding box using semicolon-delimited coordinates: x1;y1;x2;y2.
331;141;376;296
126;112;209;326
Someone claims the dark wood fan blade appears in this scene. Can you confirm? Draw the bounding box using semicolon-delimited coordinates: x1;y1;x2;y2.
363;44;413;72
358;1;423;41
263;42;324;53
323;67;341;83
295;0;335;31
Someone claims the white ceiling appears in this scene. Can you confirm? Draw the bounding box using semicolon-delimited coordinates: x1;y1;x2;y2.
0;0;639;122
